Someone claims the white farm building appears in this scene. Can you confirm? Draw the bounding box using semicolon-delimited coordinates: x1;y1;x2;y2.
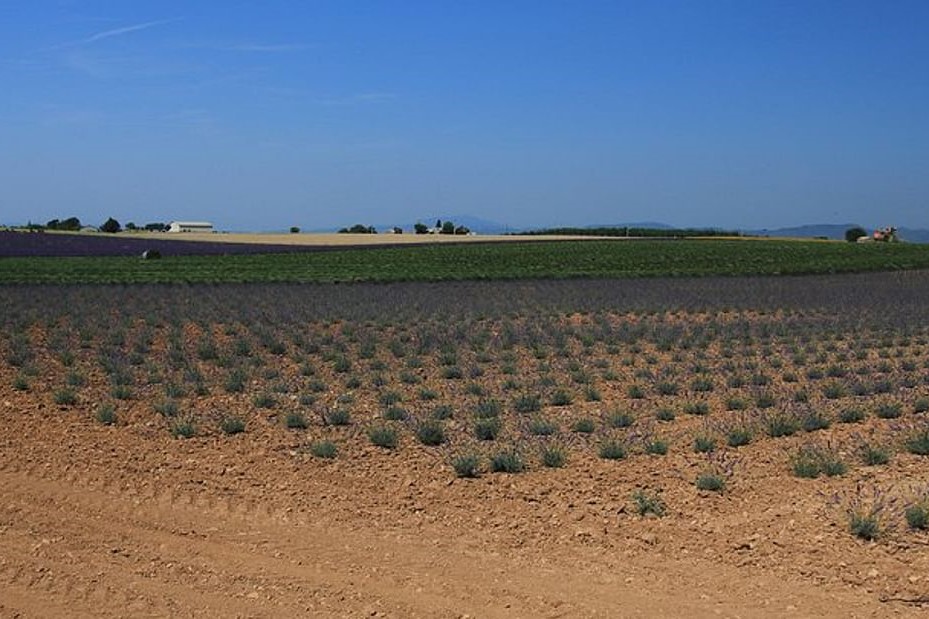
168;221;214;233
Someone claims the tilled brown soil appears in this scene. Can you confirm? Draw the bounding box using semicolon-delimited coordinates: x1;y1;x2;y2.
2;390;928;618
3;275;929;617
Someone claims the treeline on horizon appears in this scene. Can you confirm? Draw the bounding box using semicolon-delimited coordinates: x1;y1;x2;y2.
20;216;168;233
516;227;745;238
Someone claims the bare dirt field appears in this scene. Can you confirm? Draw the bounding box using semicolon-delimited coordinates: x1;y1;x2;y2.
2;275;929;618
3;402;924;618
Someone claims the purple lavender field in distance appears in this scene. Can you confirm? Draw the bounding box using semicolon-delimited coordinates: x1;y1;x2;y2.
0;230;322;258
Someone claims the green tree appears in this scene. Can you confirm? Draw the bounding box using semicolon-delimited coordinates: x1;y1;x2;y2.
100;217;121;233
845;226;867;242
338;224;377;234
441;221;456;235
414;222;429;234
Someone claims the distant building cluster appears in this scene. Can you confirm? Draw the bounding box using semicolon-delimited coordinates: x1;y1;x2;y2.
338;220;474;235
855;226;898;243
168;221;214;233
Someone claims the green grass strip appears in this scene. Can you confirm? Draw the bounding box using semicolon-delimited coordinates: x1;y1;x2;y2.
2;239;929;284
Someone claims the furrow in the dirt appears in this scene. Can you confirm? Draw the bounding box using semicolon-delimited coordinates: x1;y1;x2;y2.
0;583;102;619
0;470;452;616
0;468;615;617
0;527;153;604
1;440;912;618
0;507;305;618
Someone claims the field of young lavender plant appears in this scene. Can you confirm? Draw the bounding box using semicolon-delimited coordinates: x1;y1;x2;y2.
2;272;928;615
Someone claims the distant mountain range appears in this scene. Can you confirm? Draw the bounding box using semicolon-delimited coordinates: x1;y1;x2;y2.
557;221;929;243
320;216;929;242
319;214;518;235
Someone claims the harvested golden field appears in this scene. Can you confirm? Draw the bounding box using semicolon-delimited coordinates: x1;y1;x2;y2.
2;274;929;617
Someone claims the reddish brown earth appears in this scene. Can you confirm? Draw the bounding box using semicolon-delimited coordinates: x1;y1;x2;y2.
3;387;929;617
2;287;929;617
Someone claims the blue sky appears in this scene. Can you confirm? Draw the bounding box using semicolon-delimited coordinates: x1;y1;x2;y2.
1;1;927;231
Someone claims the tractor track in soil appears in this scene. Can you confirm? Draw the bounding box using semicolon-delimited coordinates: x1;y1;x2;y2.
0;420;914;618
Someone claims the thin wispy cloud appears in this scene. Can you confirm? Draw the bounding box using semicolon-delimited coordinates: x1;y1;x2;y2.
82;18;178;44
36;18;180;53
